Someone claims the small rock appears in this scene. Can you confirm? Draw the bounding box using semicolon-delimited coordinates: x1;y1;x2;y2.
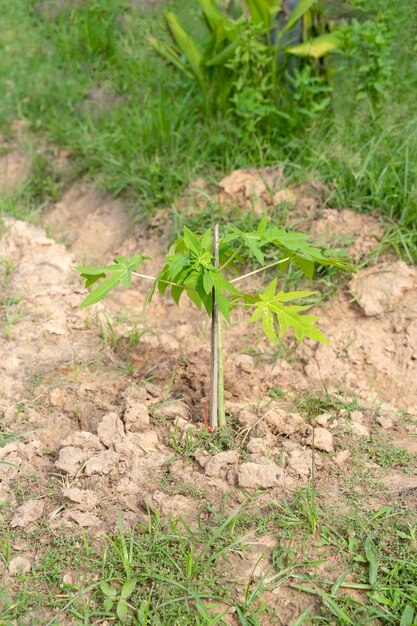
124;401;150;432
62;488;98;511
0;442;18;460
114;437;143;459
287;449;312;478
61;432;104;452
8;556;32;575
247;438;270;455
68;511;102;528
204;450;240;478
137;430;160;451
97;412;125;448
237;409;258;427
376;414;394;429
157;402;189;421
234;354;254;373
62;574;73;585
194;450;210;468
306;428;334;453
350;410;364;424
333;450;351;468
84;450;120;476
49;388;68;408
11;500;44;528
316;412;331;427
55;446;88;476
350;422;370;439
238;460;284;489
265;409;304;436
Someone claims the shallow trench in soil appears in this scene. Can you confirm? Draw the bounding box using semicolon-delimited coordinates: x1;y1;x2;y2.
1;160;417;622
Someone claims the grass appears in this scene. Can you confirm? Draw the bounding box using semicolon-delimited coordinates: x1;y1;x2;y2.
1;0;417;623
0;0;416;266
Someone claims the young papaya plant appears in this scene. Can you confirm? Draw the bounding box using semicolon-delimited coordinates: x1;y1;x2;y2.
77;219;352;429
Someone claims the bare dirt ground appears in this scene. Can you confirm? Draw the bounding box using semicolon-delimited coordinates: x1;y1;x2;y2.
1;157;416;623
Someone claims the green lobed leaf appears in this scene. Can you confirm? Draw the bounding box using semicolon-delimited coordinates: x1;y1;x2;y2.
183;226;202;256
77;255;146;307
262;311;278;342
248;280;329;344
203;270;213;294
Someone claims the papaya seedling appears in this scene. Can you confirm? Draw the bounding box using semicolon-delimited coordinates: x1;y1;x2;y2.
77;219;352;429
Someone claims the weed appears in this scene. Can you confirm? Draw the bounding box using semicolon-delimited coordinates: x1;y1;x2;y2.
359;437;417;473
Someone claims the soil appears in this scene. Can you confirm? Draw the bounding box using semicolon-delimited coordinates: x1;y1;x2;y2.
1;158;416;623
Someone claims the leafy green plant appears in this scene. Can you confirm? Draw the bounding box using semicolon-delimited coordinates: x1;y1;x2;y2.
336;17;394;103
149;0;342;116
77;219;351;429
100;578;138;623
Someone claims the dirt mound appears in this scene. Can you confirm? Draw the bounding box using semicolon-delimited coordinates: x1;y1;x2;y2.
0;147;29;193
42;184;130;262
301;260;417;410
1;211;415;538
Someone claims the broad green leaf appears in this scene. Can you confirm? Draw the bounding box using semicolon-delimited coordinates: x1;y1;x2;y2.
186;287;203;311
103;598;114;611
183;226;202;256
287;32;342;58
216;290;232;323
246;0;271;30
165;13;205;87
77;265;107;276
120;579;137;599
77;256;146;307
400;605;415;626
260;277;277;301
211;269;239;295
274;290;316;302
272;303;330;344
117;598;129;622
100;581;117;597
166;254;190;280
262;311;278;342
200;228;213;252
203;270;213;294
199;0;224;31
205;39;240;66
365;537;378;586
257;216;268;235
227;225;265;264
171;284;185;305
248;282;329;344
80;274;122;307
82;272;106;288
148;37;194;79
282;0;318;34
293;255;315;279
249;303;264;323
